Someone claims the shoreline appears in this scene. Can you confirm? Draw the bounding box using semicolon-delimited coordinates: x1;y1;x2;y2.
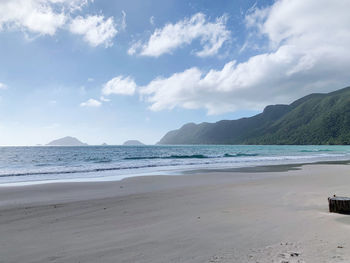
1;163;350;262
1;157;350;187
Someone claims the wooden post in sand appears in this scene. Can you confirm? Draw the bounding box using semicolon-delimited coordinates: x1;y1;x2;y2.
328;196;350;213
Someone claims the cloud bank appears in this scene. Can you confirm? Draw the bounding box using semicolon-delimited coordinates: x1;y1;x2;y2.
138;0;350;114
128;13;230;57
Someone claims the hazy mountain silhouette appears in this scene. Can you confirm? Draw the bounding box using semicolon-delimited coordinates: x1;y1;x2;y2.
47;136;88;146
123;140;145;146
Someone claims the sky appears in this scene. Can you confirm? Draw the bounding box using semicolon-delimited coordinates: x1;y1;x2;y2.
0;0;350;146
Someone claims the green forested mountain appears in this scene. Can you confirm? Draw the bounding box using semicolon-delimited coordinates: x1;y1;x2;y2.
158;86;350;145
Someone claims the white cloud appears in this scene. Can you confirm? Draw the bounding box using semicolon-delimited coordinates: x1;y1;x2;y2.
140;0;350;114
80;98;101;107
0;0;72;35
0;0;121;48
87;78;94;82
0;82;7;90
100;96;110;102
0;0;92;36
69;15;117;47
120;11;127;31
150;16;155;26
102;76;136;96
128;13;230;57
127;41;142;55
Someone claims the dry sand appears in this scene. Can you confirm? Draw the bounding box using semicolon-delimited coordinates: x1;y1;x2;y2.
1;164;350;262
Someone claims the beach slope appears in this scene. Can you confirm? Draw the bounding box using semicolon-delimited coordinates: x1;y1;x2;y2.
0;164;350;262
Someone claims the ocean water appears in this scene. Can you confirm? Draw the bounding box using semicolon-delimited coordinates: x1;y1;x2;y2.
0;145;350;185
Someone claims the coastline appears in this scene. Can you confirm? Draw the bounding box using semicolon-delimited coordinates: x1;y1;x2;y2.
1;157;350;187
1;163;350;262
2;144;350;186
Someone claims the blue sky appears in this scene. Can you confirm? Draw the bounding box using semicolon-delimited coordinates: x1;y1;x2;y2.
0;0;349;145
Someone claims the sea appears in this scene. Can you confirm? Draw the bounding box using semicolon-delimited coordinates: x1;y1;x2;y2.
1;145;350;185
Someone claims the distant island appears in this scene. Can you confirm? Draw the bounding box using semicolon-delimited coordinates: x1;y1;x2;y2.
123;140;145;146
159;86;350;145
47;136;88;146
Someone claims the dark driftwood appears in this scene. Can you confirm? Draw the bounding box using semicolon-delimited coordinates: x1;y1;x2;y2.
328;196;350;214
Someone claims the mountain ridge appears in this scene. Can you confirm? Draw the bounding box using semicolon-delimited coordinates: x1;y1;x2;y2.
158;86;350;145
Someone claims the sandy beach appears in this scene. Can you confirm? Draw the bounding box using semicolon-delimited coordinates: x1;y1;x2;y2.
1;163;350;262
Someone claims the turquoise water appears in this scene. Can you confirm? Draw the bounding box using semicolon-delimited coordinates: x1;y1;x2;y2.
0;145;350;185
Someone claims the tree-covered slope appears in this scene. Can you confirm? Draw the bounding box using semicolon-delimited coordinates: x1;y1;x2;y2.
158;86;350;145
